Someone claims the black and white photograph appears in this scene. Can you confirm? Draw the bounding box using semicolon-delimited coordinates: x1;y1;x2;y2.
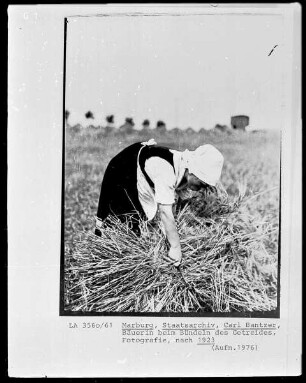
62;7;283;315
8;4;301;377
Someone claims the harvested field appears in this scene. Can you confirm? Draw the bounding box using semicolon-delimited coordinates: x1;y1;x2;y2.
63;127;280;313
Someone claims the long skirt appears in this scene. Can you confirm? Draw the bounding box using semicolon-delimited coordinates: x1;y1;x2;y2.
96;142;146;235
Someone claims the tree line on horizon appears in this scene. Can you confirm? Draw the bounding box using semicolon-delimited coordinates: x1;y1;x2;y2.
65;110;251;133
65;110;175;133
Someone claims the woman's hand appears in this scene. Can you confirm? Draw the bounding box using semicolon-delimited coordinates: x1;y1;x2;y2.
168;245;182;267
159;204;182;266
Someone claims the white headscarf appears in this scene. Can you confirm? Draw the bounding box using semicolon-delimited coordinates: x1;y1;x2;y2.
183;144;224;186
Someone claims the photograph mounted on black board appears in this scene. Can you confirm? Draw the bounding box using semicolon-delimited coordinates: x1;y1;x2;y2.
61;11;281;316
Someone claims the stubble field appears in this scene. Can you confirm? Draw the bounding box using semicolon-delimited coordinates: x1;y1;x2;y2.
64;126;280;313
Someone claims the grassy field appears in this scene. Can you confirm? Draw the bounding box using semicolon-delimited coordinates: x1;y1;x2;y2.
64;126;280;313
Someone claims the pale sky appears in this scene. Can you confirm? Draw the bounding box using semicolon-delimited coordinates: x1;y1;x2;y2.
66;13;285;130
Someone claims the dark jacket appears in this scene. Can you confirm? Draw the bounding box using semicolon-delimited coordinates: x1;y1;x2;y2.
96;142;174;233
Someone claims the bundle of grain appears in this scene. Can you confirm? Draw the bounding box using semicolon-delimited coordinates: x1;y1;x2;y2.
64;184;278;313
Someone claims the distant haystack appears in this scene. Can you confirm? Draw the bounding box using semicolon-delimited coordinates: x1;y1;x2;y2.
119;117;135;134
156;120;166;133
171;127;181;135
214;124;230;133
185;127;195;135
198;127;206;134
231;115;249;131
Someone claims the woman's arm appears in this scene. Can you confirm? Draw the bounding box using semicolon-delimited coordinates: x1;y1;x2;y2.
158;204;182;266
